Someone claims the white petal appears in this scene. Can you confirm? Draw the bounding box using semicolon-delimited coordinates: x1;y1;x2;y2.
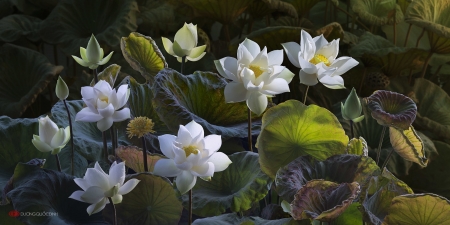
176;160;194;171
116;85;129;108
81;86;96;99
319;75;346;89
98;51;114;65
185;120;204;140
246;91;268;116
75;107;103;122
118;178;140;195
69;190;85;202
108;89;119;110
208;152;232;172
109;162;125;186
83;98;98;113
242;39;261;58
203;135;222;153
281;42;300;68
251;47;268;69
112;108;130;122
186;23;198;45
32;138;53;153
237;42;254;66
328;56;359;76
176;171;197;194
50;128;67;148
153;159;182;177
80;186;105;204
74;178;90;191
95;162;108;176
72;55;90;67
224;81;248;103
317;64;337;80
188;45;206;59
175;23;196;51
84;167;110;190
261;78;290;95
191;162;214;177
299;70;318;86
158;135;176;159
94;80;112;96
172;145;187;164
186;52;206;62
161;37;175;55
276;67;295;83
63;126;70;145
215;57;238;81
177;125;193;144
300;30;316;61
316;39;339;61
267;50;283;66
312;34;328;50
86;198;108;215
97;117;113;131
173;40;188;59
80;47;88;61
98;104;115;119
298;57;317;74
39;116;58;144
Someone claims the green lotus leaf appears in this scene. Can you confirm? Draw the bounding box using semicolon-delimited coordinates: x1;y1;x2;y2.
256;100;349;178
0;0;13;19
115;146;165;173
9;0;58;15
152;68;261;139
351;0;403;26
182;0;254;24
0;15;41;42
381;22;430;49
179;152;272;217
382;193;450;225
349;32;428;77
275;154;380;202
388;78;450;141
290;180;360;222
389;126;427;167
139;0;177;33
192;213;305;225
0;44;63;118
90;64;121;87
405;0;450;54
332;203;363;225
347;137;369;156
282;0;338;17
247;0;298;20
39;0;138;55
367;90;417;130
6;163;108;224
51;100;131;162
121;32;167;83
103;173;182;225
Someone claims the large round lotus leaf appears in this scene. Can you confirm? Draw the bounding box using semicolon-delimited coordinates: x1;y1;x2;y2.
51;100;131;162
347;137;369;156
282;0;338;17
0;44;63;118
39;0;138;55
256;100;349;178
382;193;450;225
0;0;13;19
0;15;41;42
103;173;182;225
275;154;380;202
349;32;428;77
115;146;165;173
351;0;403;26
332;203;363;225
389;126;427;167
179;152;272;217
290;180;360;222
6;163;108;224
182;0;253;24
388;78;450;141
9;0;58;15
405;0;450;54
151;68;262;140
138;0;177;33
121;32;167;83
192;213;307;225
381;22;430;49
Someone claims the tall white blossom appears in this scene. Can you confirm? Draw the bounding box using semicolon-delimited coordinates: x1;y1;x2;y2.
31;116;70;155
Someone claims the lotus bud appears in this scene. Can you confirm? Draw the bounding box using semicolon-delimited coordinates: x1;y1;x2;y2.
55;76;69;100
341;88;365;122
71;34;114;69
162;23;206;62
32;116;70;155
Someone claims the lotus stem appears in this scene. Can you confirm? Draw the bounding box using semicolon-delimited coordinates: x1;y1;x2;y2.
142;136;148;172
415;28;425;48
110;124;117;156
376;126;387;165
350;120;354;139
189;189;193;225
102;131;108;161
63;99;74;175
429;64;443;81
55;154;62;172
393;13;396;45
404;23;412;47
303;85;310;105
224;24;231;43
181;56;186;75
247;108;253;152
358;68;367;94
93;68;99;83
108;197;117;225
420;52;434;79
324;0;329;24
333;5;370;31
381;148;395;171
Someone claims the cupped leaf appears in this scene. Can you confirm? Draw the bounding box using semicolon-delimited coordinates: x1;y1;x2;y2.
39;0;138;55
90;64;121;87
256;100;349;178
275;154;380;202
389;126;427;167
367;90;417;130
382;193;450;225
351;0;403;26
333;203;363;225
103;173;182;225
179;152;273;217
290;180;361;222
151;68;261;140
121;32;167;83
6;163;108;224
0;15;41;42
0;44;63;118
115;146;164;173
347;137;369;156
182;0;254;24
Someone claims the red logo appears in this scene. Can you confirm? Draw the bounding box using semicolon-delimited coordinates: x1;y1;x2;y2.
8;210;20;217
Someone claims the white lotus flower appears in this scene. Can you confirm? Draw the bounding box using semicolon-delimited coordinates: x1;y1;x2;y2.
153;120;232;194
72;34;113;70
69;162;140;215
75;80;130;132
282;30;359;89
162;23;206;62
31;116;70;155
214;39;294;115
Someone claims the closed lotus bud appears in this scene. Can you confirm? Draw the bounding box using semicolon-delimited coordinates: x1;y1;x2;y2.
341;88;365;122
55;76;69;100
71;34;114;70
162;23;206;62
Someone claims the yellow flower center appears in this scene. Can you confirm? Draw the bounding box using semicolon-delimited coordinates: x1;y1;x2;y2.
309;54;331;66
99;96;109;103
249;65;264;78
126;116;155;139
183;145;199;157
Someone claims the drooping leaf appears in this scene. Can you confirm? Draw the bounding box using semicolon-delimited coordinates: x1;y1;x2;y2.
0;44;63;118
0;15;41;42
382;194;450;225
139;0;177;33
389;126;427;167
90;64;121;87
121;32;167;83
347;137;369;156
152;68;262;140
290;180;361;222
257;100;349;178
332;203;363;225
275;154;379;202
351;0;403;26
179;152;273;217
182;0;254;24
6;163;108;224
282;0;338;17
103;173;183;225
9;0;58;15
39;0;139;55
115;146;165;173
